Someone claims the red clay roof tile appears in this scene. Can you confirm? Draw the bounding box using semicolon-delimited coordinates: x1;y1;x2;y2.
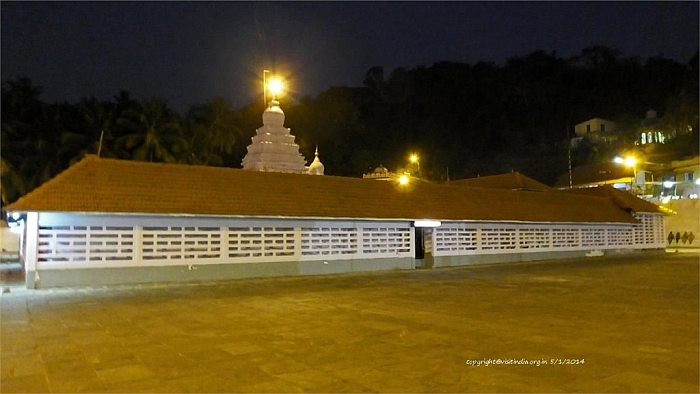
6;156;645;224
447;172;552;191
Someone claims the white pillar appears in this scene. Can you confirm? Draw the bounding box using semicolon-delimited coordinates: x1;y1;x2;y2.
24;212;39;289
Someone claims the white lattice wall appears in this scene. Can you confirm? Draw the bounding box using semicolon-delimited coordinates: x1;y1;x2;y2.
519;228;551;250
38;225;135;266
301;226;358;257
228;226;296;260
428;222;654;257
482;228;517;251
141;226;222;261
434;228;478;253
33;214;414;268
362;226;412;256
32;213;665;269
633;213;666;248
581;228;606;247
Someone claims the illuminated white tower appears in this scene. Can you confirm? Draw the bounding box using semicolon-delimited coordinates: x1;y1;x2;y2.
241;100;307;173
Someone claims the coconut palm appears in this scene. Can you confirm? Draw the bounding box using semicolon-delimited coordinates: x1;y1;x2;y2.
116;97;187;163
59;97;117;165
185;95;241;166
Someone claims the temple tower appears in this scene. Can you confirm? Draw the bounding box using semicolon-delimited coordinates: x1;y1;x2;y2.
242;100;307;173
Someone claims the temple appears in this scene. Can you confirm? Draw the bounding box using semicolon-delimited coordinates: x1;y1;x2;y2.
241;100;323;175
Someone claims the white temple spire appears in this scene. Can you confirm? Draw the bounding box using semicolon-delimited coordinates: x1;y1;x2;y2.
241;100;306;173
307;145;325;175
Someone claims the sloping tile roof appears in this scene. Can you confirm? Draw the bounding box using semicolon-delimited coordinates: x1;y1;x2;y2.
6;156;643;224
447;172;552;191
553;162;634;188
559;185;662;214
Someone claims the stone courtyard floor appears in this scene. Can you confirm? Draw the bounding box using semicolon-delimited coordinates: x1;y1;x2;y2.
1;253;698;393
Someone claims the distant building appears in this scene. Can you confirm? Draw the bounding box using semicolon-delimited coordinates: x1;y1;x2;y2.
652;157;700;199
571;117;618;147
555;156;699;200
362;165;394;181
636;109;667;146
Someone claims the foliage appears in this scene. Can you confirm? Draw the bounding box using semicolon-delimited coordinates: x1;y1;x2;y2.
1;46;697;206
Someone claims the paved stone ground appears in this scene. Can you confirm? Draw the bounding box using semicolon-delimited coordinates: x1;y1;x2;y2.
1;253;698;393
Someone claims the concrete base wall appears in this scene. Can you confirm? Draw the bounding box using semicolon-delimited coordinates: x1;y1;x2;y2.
31;257;414;289
427;249;642;268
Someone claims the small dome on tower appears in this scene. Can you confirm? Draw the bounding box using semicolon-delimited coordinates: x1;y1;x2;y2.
262;100;285;128
307;146;325;175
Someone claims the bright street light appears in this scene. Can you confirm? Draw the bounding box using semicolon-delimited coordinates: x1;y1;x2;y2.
613;156;637;167
409;153;420;175
267;77;285;98
263;70;285;107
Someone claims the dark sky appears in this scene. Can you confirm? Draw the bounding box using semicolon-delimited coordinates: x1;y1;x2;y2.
2;1;698;114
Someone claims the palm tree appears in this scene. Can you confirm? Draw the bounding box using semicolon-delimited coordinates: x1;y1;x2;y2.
59;97;117;165
116;97;187;163
0;124;31;205
184;96;241;166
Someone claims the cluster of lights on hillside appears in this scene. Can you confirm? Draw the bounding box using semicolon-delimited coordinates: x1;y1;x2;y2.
614;155;699;200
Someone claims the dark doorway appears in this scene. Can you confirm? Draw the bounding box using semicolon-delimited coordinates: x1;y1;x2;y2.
414;227;425;259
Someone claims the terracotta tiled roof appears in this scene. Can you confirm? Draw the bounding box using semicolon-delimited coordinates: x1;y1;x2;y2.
447;172;552;191
559;185;662;214
6;156;643;224
553;162;633;188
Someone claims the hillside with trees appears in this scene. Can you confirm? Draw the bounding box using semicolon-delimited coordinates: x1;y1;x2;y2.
2;46;698;206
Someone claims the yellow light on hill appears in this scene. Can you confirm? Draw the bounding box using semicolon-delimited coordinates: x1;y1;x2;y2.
399;175;409;185
409;154;418;164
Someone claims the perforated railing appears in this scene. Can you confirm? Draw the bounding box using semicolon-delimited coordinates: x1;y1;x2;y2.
141;226;222;261
430;221;658;256
633;213;665;248
35;219;414;267
38;225;135;263
34;214;664;267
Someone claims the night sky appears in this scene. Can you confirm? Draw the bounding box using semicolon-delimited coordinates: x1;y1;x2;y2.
2;1;698;114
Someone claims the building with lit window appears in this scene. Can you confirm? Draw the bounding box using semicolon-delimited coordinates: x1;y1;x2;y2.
571;117;619;147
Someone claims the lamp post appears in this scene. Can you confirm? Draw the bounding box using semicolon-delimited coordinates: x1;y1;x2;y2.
263;69;271;108
614;156;639;193
263;69;285;108
267;77;284;100
409;153;420;175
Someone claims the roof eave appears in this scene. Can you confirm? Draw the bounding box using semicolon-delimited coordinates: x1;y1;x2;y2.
12;210;641;225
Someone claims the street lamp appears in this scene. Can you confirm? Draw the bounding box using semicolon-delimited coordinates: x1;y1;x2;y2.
267;77;284;99
614;156;637;176
263;70;285;108
263;69;271;107
409;153;420;174
614;156;639;193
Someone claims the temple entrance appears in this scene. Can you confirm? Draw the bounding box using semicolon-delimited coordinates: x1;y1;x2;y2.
414;227;425;268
